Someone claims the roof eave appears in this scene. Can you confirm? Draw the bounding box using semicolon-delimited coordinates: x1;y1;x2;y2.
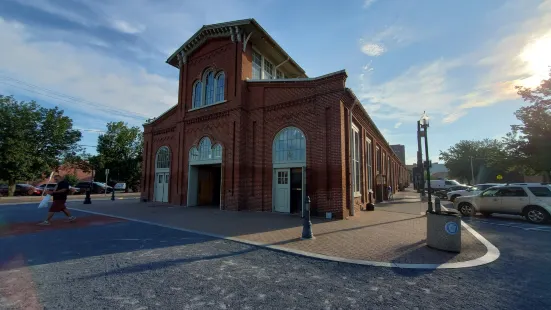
346;88;402;162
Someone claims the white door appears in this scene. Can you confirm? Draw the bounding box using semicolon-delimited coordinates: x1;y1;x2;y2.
163;173;170;202
274;169;290;213
155;173;169;202
155;173;164;202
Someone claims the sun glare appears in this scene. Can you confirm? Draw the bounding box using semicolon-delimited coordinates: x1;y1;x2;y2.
518;33;551;88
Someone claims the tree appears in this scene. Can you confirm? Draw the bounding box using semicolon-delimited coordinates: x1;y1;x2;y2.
64;173;79;186
439;139;510;183
510;69;551;180
0;95;82;196
96;122;142;192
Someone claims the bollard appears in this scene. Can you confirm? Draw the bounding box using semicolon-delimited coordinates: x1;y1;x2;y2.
83;188;92;204
111;190;115;201
301;196;314;239
434;197;441;214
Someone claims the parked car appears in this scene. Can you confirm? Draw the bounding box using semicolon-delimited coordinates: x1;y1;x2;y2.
75;182;113;194
425;179;465;192
114;183;127;192
37;183;57;195
454;184;551;224
447;183;503;202
0;184;41;196
434;185;472;200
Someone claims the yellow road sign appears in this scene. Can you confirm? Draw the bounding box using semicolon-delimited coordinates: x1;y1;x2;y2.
496;174;503;180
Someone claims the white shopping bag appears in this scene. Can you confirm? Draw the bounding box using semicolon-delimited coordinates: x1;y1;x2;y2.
38;194;51;208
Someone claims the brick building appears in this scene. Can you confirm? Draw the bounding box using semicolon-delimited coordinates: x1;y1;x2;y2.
141;19;408;219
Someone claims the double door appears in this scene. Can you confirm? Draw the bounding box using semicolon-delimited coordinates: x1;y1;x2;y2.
274;168;304;214
155;172;169;202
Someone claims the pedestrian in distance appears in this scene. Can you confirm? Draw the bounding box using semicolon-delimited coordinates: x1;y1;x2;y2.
38;175;76;225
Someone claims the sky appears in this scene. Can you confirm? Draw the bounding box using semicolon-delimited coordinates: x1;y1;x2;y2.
0;0;550;164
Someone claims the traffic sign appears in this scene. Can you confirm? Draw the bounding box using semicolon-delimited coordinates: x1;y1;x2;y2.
105;169;110;175
496;174;503;180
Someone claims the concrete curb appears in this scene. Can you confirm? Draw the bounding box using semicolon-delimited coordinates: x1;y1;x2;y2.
69;207;500;270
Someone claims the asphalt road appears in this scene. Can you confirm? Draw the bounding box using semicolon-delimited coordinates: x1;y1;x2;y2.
1;203;550;310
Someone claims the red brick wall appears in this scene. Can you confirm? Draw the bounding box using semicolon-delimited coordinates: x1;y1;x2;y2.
141;35;408;219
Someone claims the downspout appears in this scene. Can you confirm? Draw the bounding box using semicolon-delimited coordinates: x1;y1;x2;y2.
349;103;355;217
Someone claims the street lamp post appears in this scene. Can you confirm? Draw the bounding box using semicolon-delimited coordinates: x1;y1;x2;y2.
416;121;425;197
420;112;432;213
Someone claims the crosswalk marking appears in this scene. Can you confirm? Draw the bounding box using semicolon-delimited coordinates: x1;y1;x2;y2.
464;219;551;232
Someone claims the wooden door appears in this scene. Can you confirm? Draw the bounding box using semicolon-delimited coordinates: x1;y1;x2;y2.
198;168;213;205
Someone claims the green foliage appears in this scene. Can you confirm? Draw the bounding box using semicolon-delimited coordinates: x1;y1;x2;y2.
95;122;142;192
0;95;82;196
439;139;510;183
64;173;79;186
511;69;551;180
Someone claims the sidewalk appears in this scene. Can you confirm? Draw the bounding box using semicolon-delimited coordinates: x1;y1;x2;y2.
66;189;494;268
0;192;140;204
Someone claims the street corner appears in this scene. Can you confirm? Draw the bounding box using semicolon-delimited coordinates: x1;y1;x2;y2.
0;214;126;238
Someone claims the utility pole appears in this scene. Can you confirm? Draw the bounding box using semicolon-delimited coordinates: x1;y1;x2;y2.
470;156;475;185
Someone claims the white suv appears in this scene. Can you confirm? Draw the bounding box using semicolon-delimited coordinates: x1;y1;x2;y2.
447;183;502;202
453;184;551;224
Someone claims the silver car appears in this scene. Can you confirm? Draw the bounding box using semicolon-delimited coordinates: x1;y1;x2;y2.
453;184;551;224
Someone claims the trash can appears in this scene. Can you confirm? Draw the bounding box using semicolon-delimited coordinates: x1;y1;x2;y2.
426;210;461;253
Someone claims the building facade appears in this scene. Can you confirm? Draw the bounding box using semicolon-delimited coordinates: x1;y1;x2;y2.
390;144;406;165
141;19;408;219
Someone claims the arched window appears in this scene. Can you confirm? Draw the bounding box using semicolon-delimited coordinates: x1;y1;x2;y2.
199;137;212;160
273;127;306;164
189;137;223;164
212;144;222;159
215;72;225;102
204;71;215;105
192;81;202;108
156;146;170;169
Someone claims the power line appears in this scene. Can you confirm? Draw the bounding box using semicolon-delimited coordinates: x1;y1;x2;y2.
0;74;150;121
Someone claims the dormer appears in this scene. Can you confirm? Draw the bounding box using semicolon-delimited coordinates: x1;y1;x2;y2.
165;19;307;80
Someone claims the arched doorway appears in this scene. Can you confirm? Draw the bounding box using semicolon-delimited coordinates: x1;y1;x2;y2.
272;127;306;214
187;137;223;207
155;146;170;202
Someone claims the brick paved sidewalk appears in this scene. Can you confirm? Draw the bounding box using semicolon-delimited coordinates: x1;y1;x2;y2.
67;196;488;266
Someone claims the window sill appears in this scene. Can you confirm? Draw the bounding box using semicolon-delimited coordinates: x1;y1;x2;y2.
188;100;227;112
354;192;362;198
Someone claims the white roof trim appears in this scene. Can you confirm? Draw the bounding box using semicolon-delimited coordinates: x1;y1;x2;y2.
246;70;346;83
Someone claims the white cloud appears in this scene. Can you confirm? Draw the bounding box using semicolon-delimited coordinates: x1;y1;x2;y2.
363;0;377;9
394;122;402;128
442;111;467;124
111;20;145;34
0;18;178;124
361;43;386;56
357;0;551;124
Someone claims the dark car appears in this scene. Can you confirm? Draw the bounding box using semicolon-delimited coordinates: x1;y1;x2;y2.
0;184;41;196
434;185;472;200
75;182;113;194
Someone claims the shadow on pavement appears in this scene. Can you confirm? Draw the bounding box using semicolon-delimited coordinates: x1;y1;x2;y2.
78;247;258;279
390;243;458;277
0;207;218;271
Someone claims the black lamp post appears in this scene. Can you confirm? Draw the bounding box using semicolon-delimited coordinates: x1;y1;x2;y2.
84;169;94;204
301;196;314;239
420;112;432;213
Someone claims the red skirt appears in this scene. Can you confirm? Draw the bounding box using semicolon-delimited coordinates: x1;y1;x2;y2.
49;200;67;212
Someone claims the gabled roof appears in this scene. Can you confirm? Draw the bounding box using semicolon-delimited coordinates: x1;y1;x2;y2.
166;19;306;77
